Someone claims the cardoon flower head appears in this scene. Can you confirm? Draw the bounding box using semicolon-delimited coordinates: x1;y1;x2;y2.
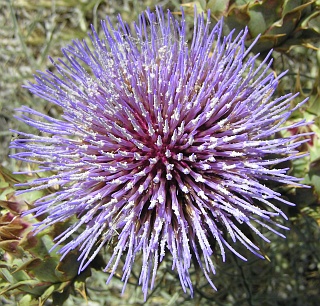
11;7;309;298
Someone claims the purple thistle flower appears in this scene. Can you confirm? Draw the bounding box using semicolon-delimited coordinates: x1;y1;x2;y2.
11;7;309;298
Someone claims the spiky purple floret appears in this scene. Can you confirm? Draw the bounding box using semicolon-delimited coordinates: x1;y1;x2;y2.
11;7;310;298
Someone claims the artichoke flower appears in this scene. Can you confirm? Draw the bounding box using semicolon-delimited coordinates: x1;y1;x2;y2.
9;6;311;299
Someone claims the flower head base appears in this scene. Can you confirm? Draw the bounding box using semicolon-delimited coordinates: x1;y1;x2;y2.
11;7;309;298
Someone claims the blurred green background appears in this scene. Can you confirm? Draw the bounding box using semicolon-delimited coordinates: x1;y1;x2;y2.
1;0;320;305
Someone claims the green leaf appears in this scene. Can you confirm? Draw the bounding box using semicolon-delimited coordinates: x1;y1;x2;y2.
206;0;230;17
15;258;61;283
0;279;47;295
55;251;79;282
40;284;64;305
17;294;34;306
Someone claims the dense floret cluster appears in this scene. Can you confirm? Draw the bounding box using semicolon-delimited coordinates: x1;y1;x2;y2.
11;8;308;298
